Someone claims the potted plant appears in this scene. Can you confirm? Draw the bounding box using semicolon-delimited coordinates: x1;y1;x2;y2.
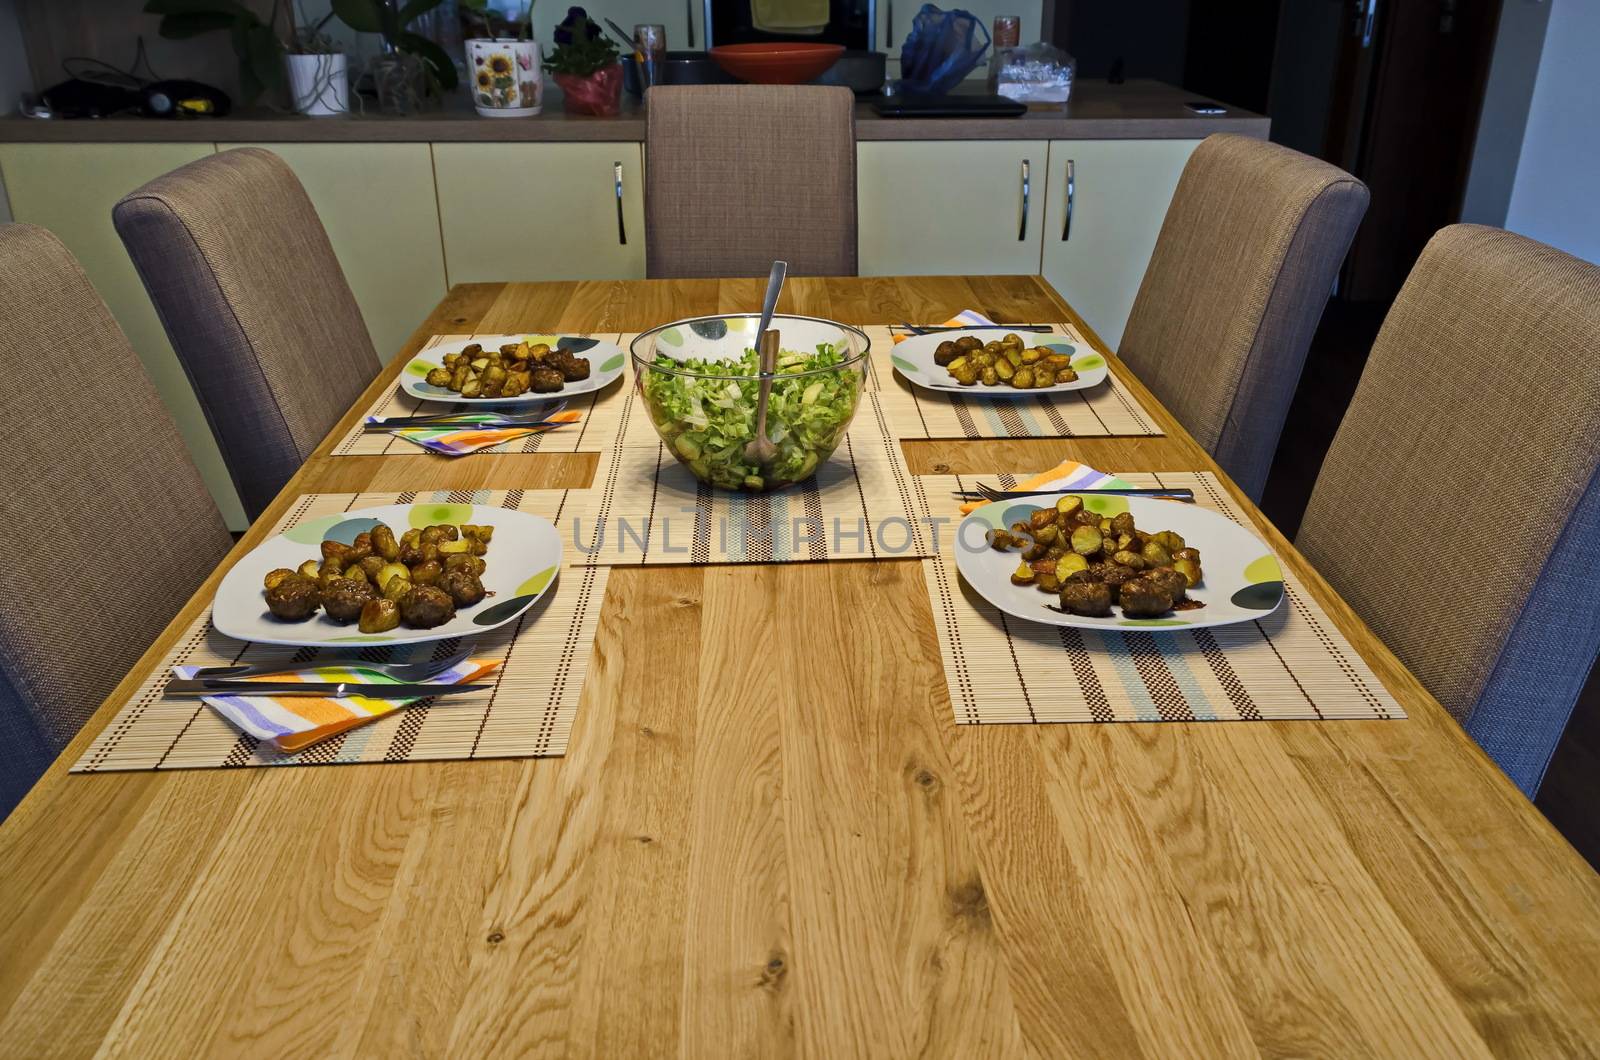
143;0;289;105
544;6;622;117
460;1;542;117
285;9;348;115
330;0;460;113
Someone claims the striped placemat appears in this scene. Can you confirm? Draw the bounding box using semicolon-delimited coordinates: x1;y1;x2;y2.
72;488;608;772
331;333;638;456
858;324;1163;439
573;393;933;566
918;470;1405;724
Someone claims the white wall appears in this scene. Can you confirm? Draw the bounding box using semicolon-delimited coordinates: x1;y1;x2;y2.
1502;0;1600;264
1459;0;1550;227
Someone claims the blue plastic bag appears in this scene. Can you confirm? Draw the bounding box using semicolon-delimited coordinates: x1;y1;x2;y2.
897;5;992;95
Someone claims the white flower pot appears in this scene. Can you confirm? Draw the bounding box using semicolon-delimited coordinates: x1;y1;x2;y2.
466;38;543;117
286;52;349;116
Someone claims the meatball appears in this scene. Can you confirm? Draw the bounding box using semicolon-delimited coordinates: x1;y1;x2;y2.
440;569;487;608
1118;577;1174;618
320;577;376;624
1091;562;1139;602
399;585;456;629
1058;580;1113;617
530;367;565;393
548;348;591;381
933;340;960;366
1144;566;1188;603
264;574;320;621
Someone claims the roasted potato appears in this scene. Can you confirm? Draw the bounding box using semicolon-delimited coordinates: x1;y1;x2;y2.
358;598;401;634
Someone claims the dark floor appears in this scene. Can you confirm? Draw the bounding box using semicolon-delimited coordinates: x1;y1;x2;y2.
1259;301;1600;872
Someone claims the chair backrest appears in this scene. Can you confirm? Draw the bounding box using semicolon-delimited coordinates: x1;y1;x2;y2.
0;223;232;816
113;147;380;520
1297;225;1600;795
1119;134;1369;500
646;84;857;279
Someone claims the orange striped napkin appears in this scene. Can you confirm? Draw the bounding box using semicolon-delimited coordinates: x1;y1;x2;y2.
175;657;502;752
893;309;997;343
958;459;1126;514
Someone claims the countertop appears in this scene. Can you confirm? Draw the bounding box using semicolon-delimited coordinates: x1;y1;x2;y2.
0;80;1267;143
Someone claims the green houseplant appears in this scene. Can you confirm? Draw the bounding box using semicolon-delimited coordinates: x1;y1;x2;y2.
143;0;290;104
329;0;459;94
544;6;622;116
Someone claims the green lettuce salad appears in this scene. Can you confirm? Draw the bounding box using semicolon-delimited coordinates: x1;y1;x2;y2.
641;343;862;491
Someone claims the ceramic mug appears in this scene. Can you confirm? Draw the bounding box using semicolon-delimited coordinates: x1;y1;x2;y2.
466;38;542;117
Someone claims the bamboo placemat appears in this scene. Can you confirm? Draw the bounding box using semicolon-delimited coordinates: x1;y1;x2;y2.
573;393;934;566
72;488;608;773
918;471;1405;725
331;333;638;456
858;324;1163;440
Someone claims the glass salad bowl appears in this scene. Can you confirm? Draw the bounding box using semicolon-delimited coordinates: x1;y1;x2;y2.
630;314;871;492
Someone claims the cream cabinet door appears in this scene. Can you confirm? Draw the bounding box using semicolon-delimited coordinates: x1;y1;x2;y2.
433;143;645;284
858;140;1045;276
220;143;446;364
1040;139;1199;350
0;142;251;529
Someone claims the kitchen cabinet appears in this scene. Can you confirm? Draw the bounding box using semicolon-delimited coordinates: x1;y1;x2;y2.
857;140;1046;277
432;143;646;284
1040;139;1199;349
220;142;446;363
0;142;248;529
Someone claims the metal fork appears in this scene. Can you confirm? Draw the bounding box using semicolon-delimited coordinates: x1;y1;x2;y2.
959;483;1195;503
188;650;471;683
900;322;1054;335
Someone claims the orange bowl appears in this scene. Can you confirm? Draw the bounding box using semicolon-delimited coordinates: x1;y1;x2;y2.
709;43;845;85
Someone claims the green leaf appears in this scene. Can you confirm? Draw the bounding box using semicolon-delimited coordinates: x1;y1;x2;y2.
154;11;240;38
245;24;287;91
330;0;383;33
396;32;459;90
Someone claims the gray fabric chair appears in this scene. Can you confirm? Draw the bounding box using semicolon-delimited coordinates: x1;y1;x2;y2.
1119;134;1369;501
0;223;232;818
114;147;380;521
646;85;857;279
1298;224;1600;796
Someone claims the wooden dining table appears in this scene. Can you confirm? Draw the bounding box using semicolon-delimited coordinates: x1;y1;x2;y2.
2;275;1598;1057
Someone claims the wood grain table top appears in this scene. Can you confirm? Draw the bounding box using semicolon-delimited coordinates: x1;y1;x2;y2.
2;276;1597;1057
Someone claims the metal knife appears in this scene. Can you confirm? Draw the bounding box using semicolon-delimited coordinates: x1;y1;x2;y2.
163;680;494;699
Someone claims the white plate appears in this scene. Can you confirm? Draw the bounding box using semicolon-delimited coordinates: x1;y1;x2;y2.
954;493;1285;631
890;328;1108;396
213;503;562;647
400;334;626;407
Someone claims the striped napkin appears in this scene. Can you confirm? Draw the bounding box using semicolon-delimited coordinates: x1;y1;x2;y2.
377;410;583;456
958;459;1126;514
174;657;502;752
891;309;998;343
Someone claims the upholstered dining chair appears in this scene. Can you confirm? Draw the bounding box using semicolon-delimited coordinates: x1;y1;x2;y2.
0;224;232;818
1298;225;1600;797
646;84;857;279
1118;134;1369;501
114;147;380;521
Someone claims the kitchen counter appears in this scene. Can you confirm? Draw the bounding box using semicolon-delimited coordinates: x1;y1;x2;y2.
0;80;1267;143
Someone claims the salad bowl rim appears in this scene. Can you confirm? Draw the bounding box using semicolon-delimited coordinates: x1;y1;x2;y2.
629;313;872;382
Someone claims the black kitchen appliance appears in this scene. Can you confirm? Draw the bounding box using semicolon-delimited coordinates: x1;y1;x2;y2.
705;0;877;50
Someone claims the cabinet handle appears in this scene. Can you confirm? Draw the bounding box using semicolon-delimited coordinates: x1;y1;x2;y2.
613;161;627;245
1061;158;1075;241
1018;159;1031;241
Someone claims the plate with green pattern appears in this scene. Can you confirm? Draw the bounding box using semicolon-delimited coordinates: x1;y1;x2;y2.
401;334;626;407
213;504;562;647
890;328;1108;397
954;491;1285;631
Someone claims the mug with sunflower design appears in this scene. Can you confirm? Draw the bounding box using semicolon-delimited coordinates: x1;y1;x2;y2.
466;38;543;117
